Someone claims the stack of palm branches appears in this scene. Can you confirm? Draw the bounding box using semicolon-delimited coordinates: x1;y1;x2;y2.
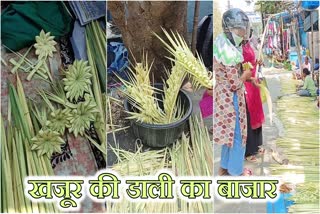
1;26;107;212
107;115;213;213
269;77;319;213
1;76;58;213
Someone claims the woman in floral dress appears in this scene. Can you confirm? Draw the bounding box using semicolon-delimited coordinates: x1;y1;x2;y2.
213;8;252;176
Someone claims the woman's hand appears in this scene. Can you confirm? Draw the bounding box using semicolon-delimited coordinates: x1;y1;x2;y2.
257;59;264;66
241;69;252;82
250;77;260;88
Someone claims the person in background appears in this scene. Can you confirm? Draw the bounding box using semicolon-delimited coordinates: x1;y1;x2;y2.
297;68;317;97
302;56;311;72
242;29;265;163
293;56;312;80
213;8;252;176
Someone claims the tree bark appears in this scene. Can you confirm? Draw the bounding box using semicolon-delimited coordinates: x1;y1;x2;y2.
108;1;188;82
291;17;303;75
191;0;200;54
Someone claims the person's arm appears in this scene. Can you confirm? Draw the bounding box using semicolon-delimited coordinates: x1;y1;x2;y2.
250;77;260;88
308;63;311;72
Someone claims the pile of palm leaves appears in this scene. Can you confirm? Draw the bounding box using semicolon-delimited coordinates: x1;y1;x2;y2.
1;27;107;212
5;28;106;154
107;115;213;213
1;76;58;213
269;77;319;213
85;20;107;155
117;29;212;124
86;20;106;92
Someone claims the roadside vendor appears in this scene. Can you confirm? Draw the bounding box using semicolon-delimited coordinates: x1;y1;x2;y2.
213;8;252;176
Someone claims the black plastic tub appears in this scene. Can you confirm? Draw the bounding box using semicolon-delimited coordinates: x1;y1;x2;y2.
124;84;193;148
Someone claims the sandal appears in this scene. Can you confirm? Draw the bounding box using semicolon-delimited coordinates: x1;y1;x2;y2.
245;155;257;163
242;168;253;176
218;167;229;176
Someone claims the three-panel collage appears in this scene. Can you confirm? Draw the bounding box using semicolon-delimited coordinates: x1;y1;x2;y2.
1;0;319;213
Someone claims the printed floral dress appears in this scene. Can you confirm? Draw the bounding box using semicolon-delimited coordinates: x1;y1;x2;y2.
213;60;247;147
212;33;248;147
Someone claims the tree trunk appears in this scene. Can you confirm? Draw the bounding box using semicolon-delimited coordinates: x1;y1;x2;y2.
191;0;200;54
291;17;303;75
108;1;188;82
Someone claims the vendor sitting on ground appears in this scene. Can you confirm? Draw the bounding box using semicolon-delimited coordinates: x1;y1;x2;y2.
293;57;312;80
296;68;317;97
272;49;286;63
302;56;312;71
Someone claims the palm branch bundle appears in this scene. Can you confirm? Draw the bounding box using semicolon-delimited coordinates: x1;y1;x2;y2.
85;20;106;92
118;29;212;124
86;21;107;151
162;65;187;123
2;26;107;211
1;76;58;213
155;28;212;90
269;77;319;213
107;115;213;213
6;27;108;158
116;56;167;124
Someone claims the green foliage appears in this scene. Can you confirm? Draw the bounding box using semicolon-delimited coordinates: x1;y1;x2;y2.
255;0;295;14
284;60;292;71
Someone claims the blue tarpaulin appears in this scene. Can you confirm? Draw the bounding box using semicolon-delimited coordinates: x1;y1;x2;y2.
107;42;129;81
302;1;319;10
267;193;294;213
